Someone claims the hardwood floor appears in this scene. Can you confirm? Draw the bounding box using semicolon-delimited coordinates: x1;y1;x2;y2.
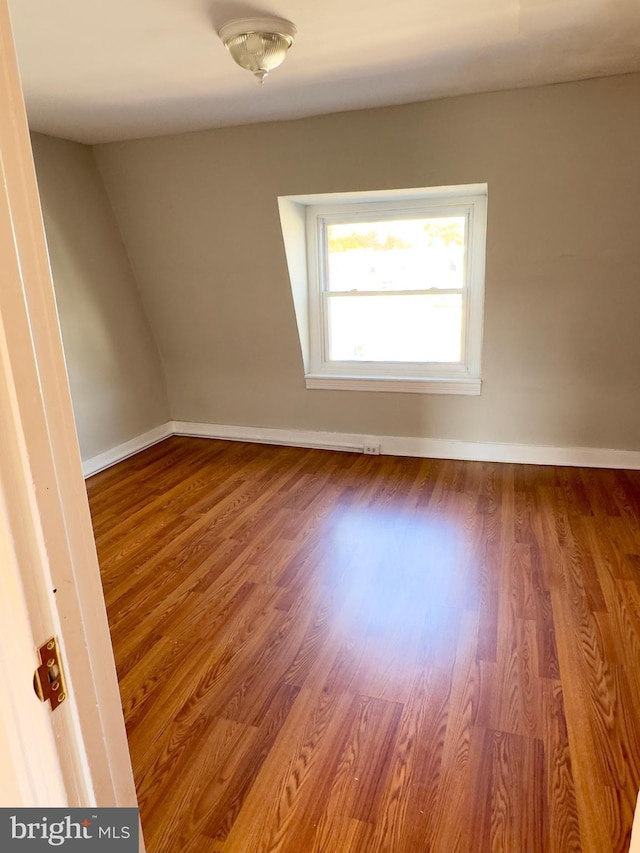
87;436;640;852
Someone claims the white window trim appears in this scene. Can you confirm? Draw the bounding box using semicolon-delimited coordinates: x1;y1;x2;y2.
278;184;488;395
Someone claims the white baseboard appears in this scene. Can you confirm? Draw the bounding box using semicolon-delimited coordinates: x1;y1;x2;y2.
82;423;173;477
171;421;364;453
172;420;640;470
82;420;640;477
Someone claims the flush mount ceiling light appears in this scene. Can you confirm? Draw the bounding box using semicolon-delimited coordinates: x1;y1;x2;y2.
218;17;297;84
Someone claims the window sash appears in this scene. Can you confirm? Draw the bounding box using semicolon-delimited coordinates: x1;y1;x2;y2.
318;208;471;370
321;290;467;366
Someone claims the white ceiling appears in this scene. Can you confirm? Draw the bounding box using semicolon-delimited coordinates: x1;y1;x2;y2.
9;0;640;144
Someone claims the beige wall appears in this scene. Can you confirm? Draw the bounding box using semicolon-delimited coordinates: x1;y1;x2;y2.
31;133;169;461
93;73;640;450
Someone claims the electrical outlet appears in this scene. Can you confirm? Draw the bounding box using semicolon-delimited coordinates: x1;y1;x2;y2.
363;443;381;456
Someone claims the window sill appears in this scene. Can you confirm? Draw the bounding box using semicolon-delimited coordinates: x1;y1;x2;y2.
304;375;481;395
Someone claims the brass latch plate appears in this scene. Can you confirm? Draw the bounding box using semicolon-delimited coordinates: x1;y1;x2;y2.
33;636;67;711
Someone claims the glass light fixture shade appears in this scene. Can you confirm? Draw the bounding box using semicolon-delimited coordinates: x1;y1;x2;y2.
219;18;297;83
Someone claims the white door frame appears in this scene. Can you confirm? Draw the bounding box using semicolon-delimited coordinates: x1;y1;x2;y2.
0;0;140;834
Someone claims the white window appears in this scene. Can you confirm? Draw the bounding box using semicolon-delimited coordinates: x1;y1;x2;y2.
302;185;487;394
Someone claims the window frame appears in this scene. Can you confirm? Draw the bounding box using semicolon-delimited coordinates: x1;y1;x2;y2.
304;186;487;394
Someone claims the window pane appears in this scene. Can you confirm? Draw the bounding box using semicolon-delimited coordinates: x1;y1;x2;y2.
327;216;465;292
327;294;462;363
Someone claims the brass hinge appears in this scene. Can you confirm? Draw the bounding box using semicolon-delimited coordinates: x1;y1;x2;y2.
33;636;67;711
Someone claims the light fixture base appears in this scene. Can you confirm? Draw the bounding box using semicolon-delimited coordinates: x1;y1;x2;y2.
218;17;297;44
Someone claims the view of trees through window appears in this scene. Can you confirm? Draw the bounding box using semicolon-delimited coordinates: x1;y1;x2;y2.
325;216;466;363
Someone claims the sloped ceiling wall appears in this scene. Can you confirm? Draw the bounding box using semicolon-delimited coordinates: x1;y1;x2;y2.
31;132;170;460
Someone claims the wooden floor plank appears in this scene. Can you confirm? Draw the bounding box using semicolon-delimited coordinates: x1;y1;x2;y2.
475;728;549;853
87;437;640;853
